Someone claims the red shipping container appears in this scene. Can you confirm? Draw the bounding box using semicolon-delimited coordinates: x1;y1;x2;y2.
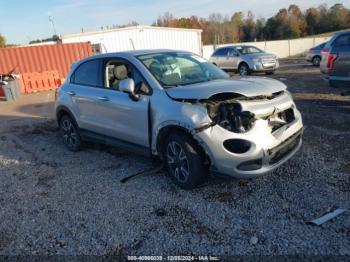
0;43;92;79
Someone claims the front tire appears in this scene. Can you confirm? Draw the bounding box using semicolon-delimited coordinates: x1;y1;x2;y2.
238;63;250;76
265;71;274;75
59;115;81;152
163;132;208;189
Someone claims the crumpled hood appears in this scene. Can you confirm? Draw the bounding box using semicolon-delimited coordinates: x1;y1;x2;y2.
165;77;287;100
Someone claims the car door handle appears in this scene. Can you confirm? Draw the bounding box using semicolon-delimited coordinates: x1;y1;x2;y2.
66;91;76;96
97;96;109;102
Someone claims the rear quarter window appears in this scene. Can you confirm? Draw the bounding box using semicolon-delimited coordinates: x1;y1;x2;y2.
71;59;102;87
315;43;326;49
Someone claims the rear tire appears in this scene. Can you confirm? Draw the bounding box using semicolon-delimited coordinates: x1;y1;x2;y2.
312;56;321;67
163;132;208;189
238;63;250;76
59;115;81;152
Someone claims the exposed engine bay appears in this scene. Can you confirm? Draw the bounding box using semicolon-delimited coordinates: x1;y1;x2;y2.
200;91;295;134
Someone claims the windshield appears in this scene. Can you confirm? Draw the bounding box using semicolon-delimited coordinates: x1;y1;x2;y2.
137;52;229;88
236;46;263;55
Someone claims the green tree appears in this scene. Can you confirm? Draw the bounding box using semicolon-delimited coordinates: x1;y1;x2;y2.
231;12;244;41
288;4;307;38
305;8;319;35
153;3;350;45
0;34;6;48
255;18;266;40
327;4;350;31
318;4;329;33
265;17;277;40
274;8;289;39
242;11;256;41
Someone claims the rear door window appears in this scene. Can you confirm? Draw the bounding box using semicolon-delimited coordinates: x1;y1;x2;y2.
227;48;238;56
334;34;350;47
72;59;102;87
316;42;326;49
214;48;229;56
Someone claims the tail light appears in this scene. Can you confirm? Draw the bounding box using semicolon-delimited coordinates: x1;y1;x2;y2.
327;53;338;70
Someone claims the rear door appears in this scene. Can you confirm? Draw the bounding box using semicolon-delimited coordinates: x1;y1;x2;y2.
227;48;240;69
212;48;229;68
69;59;104;131
330;33;350;84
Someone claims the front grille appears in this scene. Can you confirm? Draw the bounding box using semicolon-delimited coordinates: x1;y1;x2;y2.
239;91;284;101
268;129;303;164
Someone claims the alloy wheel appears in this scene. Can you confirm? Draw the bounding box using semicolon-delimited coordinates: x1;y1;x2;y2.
61;118;78;148
166;141;190;183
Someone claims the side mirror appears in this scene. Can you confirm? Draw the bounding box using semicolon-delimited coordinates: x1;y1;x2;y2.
119;78;135;94
119;78;140;101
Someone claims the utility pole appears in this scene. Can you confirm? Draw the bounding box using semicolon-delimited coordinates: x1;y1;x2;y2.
48;16;57;36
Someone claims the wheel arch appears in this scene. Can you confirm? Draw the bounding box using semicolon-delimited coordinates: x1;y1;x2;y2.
238;61;250;69
56;105;78;127
155;124;211;164
156;125;191;160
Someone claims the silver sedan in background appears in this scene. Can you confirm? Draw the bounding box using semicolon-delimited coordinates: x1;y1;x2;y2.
209;45;279;76
306;42;326;66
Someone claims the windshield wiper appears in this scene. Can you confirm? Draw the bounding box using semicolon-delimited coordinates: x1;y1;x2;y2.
162;84;179;88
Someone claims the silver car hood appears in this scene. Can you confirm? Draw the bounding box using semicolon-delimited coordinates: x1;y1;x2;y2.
165;77;287;100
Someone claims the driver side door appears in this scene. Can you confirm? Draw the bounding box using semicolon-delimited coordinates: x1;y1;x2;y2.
92;58;151;148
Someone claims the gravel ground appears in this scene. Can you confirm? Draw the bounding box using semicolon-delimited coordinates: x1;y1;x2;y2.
0;64;349;259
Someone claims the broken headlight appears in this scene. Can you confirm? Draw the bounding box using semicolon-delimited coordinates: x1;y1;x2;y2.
208;102;255;133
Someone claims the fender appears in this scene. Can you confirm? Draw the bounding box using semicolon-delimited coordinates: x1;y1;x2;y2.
55;105;79;127
152;121;216;165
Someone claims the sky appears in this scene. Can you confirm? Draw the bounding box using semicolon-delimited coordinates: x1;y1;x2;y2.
1;0;349;44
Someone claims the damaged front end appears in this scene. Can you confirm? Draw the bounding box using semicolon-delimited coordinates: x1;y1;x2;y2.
200;91;297;135
161;77;303;178
190;90;303;178
204;93;255;133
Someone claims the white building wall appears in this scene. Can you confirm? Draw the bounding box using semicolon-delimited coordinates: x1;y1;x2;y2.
62;26;202;55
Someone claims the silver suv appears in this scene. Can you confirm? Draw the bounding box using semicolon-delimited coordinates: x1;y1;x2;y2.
209;45;279;76
55;50;303;189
